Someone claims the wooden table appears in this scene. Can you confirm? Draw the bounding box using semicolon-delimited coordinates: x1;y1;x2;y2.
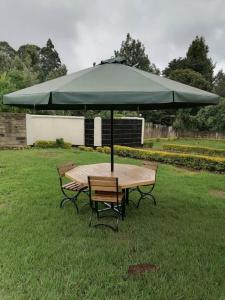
65;163;155;189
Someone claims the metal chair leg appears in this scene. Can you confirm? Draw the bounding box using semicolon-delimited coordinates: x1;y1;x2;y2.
136;185;157;208
89;201;122;232
60;197;71;208
72;197;79;213
60;188;88;213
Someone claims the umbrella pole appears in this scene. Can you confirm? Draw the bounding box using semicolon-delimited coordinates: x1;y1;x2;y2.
110;109;114;172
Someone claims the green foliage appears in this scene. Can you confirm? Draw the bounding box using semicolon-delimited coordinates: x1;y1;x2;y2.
172;109;198;131
169;68;212;91
39;39;67;81
0;41;16;56
140;109;176;125
163;57;187;77
214;70;225;97
163;143;225;157
0;39;67;113
194;98;225;132
34;139;72;149
164;36;215;85
157;36;216;130
143;140;154;148
18;44;41;71
115;33;159;74
186;36;215;84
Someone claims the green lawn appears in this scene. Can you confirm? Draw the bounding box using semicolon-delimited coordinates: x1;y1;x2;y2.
151;138;225;150
0;148;225;300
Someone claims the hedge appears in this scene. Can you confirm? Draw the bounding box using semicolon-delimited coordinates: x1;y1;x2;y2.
78;145;225;173
163;144;225;157
77;146;94;151
34;139;72;149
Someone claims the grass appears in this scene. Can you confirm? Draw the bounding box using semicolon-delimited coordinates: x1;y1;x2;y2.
150;138;225;150
0;148;225;299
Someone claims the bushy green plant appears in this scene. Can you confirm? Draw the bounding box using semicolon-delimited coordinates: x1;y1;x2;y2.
143;140;154;148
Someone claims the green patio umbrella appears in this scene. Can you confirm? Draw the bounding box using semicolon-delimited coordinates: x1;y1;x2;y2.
3;58;219;171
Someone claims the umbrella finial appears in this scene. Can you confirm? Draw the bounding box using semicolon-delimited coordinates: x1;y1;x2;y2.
100;56;127;65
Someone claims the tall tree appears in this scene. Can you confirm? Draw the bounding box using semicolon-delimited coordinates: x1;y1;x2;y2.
18;44;41;72
186;36;215;83
162;36;215;131
0;41;16;59
0;41;17;73
40;39;67;81
163;36;214;87
115;33;160;74
0;39;67;112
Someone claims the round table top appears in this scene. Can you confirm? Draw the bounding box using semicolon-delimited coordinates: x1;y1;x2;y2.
65;163;155;189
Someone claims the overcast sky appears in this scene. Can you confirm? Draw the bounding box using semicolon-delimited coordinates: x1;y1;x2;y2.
0;0;225;74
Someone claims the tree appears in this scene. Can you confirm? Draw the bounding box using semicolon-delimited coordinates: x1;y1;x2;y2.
162;36;215;131
0;39;67;113
169;68;212;91
18;44;41;73
195;99;225;132
0;41;16;59
163;57;187;77
163;36;214;85
39;39;67;81
213;70;225;97
0;52;12;73
168;67;212;131
115;33;160;74
46;64;67;80
0;41;17;73
186;36;215;83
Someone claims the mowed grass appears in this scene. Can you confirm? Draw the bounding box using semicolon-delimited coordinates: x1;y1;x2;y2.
0;148;225;300
152;138;225;150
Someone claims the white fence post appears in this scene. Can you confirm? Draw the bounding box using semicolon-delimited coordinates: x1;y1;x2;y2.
94;117;102;146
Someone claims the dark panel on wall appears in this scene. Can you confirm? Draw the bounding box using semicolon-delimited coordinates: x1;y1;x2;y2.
102;119;142;147
85;119;94;146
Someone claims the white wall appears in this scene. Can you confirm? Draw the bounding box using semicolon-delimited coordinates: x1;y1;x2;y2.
26;114;85;145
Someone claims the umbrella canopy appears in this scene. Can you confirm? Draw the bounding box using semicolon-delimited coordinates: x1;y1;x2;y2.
3;59;219;172
3;61;219;109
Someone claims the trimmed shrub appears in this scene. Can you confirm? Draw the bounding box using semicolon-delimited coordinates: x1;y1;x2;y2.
143;140;154;148
113;146;225;172
163;144;225;157
77;146;94;151
93;145;225;173
34;139;72;149
96;146;111;153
